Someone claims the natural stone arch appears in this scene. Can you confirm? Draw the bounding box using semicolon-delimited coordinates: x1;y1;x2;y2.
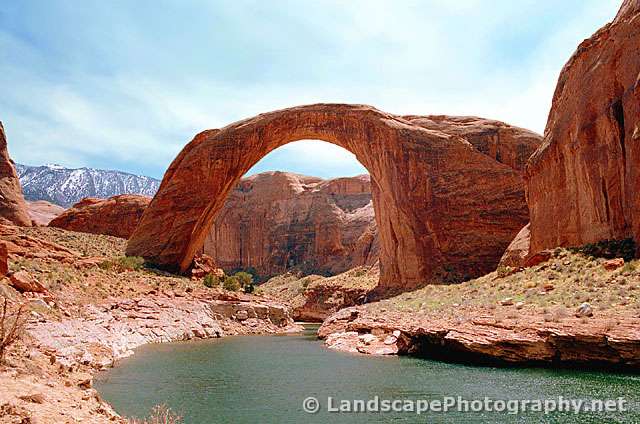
127;104;539;295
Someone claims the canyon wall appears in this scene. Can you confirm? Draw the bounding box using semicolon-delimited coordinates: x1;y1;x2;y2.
203;172;378;277
526;0;640;257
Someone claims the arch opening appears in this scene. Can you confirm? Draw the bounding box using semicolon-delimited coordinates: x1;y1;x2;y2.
201;139;378;281
127;104;537;296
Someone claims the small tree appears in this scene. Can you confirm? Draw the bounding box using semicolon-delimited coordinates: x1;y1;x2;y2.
0;297;26;364
222;275;241;292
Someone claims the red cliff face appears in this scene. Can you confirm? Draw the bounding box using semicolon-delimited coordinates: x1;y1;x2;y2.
203;172;379;277
0;122;31;227
526;0;640;256
49;195;151;239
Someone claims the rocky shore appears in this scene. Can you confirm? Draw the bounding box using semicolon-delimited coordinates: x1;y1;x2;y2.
318;307;640;368
0;226;302;423
1;290;300;424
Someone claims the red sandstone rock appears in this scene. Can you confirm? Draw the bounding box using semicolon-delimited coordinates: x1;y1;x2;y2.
0;122;31;227
526;0;640;257
498;223;530;268
319;306;640;366
0;223;78;262
204;172;378;277
49;195;151;239
127;105;541;294
0;242;7;277
26;200;65;226
9;270;47;293
191;253;224;279
603;258;625;271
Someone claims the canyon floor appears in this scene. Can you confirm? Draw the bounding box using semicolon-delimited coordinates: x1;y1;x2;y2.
2;228;639;423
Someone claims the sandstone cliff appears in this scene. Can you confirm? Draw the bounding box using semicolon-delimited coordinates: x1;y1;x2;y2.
526;0;640;258
203;172;379;277
49;195;151;239
0;122;31;226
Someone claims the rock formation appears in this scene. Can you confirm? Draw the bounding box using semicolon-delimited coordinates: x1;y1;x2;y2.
0;122;31;226
203;172;378;277
49;195;151;239
127;105;541;295
27;200;65;226
526;0;640;257
498;224;530;268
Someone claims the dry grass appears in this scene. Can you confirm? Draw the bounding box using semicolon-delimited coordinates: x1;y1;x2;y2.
128;405;182;424
0;297;27;364
365;249;640;318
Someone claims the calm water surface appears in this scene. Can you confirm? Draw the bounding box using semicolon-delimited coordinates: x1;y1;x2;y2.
96;324;640;423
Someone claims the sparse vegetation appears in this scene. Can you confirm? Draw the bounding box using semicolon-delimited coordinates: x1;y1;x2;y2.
203;273;221;288
0;297;27;364
128;404;182;424
222;275;242;292
100;256;146;272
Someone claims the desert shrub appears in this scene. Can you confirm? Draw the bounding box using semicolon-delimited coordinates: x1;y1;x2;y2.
572;238;636;261
244;283;255;294
496;265;514;279
622;261;638;274
0;297;26;364
234;271;253;288
203;274;221;288
128;404;182;424
100;256;145;272
222;276;241;292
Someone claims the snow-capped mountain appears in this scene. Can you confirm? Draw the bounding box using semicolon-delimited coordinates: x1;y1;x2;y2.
16;163;161;207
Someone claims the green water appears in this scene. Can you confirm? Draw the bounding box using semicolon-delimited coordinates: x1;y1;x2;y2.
96;325;640;423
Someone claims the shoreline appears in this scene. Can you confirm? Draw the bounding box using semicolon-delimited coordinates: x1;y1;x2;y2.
2;290;302;423
318;306;640;371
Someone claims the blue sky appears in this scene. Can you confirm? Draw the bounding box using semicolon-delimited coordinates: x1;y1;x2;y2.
0;0;620;179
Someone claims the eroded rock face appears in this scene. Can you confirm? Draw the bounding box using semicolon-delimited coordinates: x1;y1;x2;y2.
526;0;640;256
127;105;540;295
49;195;151;239
0;122;31;226
203;171;378;277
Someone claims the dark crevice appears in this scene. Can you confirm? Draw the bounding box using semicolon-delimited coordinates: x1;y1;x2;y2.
601;178;610;222
612;98;626;164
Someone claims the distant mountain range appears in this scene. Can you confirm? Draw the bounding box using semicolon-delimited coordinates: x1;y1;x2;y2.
16;163;161;207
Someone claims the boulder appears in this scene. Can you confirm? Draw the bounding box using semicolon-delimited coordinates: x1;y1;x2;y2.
603;258;625;271
127;104;541;295
498;223;530;268
576;303;594;318
526;0;640;257
0;122;31;226
9;271;47;293
49;194;151;239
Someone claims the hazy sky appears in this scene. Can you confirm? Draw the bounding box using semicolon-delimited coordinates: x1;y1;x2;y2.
0;0;620;179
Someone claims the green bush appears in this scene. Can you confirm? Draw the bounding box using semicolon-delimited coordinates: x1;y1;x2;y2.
223;275;241;292
203;273;221;288
234;271;253;287
100;256;145;272
244;283;256;294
